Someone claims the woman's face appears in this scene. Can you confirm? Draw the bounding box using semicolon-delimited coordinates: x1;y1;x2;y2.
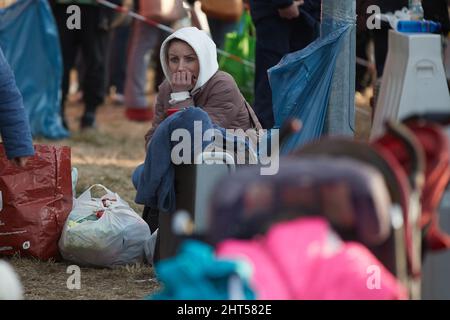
167;40;200;84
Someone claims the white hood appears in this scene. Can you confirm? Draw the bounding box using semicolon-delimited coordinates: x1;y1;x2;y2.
160;27;219;93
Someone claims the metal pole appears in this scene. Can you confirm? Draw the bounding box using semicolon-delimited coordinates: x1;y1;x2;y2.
321;0;356;136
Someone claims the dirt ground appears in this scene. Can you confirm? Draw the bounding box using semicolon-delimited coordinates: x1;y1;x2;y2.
8;93;161;300
5;87;373;300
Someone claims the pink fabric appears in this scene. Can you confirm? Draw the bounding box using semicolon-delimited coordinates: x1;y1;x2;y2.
216;217;407;300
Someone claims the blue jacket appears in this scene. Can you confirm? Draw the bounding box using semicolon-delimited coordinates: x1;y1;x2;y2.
249;0;321;24
0;46;34;159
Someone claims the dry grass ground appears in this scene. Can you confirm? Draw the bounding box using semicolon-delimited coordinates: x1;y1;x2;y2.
7;95;162;300
5;88;373;300
11;257;159;300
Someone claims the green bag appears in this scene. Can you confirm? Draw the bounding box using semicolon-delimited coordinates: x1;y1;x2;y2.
219;11;255;104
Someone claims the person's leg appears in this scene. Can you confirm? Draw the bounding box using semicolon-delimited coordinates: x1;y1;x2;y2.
51;4;79;129
124;20;160;121
80;5;109;128
132;163;159;233
74;49;85;100
371;26;389;114
142;206;160;234
103;29;114;100
109;25;131;98
253;16;290;129
355;30;369;93
132;163;144;189
373;26;389;78
207;17;238;49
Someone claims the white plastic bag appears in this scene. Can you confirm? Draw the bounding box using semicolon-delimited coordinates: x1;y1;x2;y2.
59;184;152;267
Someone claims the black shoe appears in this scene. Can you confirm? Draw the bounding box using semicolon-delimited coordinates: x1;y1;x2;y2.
80;112;96;129
142;206;159;234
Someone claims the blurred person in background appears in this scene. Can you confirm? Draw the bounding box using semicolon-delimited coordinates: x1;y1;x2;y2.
107;0;133;105
356;0;375;95
123;0;179;122
372;0;408;80
50;0;122;129
248;0;321;129
186;0;242;49
422;0;450;35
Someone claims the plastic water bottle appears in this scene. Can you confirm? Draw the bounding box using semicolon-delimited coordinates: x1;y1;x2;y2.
409;0;424;21
397;20;442;33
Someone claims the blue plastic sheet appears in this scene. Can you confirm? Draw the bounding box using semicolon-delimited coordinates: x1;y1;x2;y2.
268;24;350;154
0;0;68;139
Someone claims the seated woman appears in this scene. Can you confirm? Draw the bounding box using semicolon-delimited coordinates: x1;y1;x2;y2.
144;26;261;149
135;27;261;234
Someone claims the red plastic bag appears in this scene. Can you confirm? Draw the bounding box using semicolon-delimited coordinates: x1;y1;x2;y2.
0;144;73;260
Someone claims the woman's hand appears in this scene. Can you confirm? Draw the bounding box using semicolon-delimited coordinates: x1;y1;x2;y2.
171;71;196;92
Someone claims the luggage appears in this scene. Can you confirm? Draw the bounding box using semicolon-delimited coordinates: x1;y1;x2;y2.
200;0;243;22
139;0;186;23
0;144;72;260
158;158;235;261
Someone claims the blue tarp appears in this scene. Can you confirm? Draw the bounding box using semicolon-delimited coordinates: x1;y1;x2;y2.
268;24;351;154
0;0;68;139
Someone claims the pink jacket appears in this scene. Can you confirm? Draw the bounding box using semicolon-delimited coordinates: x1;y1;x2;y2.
216;217;408;300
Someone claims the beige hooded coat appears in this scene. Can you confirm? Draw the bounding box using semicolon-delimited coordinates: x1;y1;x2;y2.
144;27;261;147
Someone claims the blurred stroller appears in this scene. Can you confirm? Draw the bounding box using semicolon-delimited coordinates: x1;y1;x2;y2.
150;113;450;300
